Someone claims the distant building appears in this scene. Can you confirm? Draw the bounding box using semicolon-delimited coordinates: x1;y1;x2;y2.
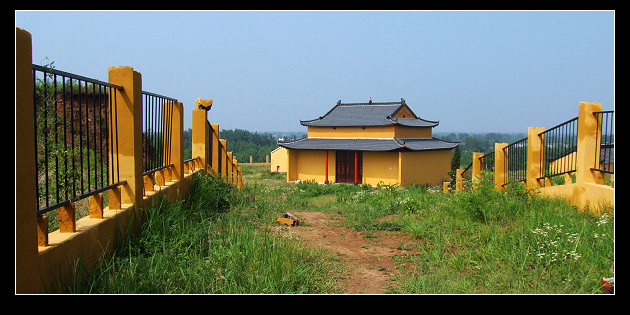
276;98;459;186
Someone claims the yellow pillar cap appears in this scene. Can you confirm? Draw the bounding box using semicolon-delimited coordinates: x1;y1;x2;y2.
196;98;213;110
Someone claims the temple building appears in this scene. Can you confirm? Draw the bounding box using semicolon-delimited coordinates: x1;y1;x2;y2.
276;98;460;187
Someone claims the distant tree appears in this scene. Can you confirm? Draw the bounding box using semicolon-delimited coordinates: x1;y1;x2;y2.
183;128;192;160
220;128;278;163
451;146;461;172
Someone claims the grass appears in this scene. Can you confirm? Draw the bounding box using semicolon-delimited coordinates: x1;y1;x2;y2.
71;165;614;294
239;166;614;294
72;171;345;294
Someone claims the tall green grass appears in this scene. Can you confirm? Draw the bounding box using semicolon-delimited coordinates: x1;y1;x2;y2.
336;176;615;294
71;166;613;294
237;167;614;294
73;172;344;294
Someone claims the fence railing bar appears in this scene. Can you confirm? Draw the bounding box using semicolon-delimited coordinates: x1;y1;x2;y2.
538;116;578;136
36;180;127;216
593;110;614;173
184;156;201;164
503;136;527;184
536;170;575;181
141;92;177;175
32;64;123;90
142;90;177;102
142;163;175;177
537;116;578;180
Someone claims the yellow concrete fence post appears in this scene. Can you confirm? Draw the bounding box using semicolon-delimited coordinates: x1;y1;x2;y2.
238;166;243;189
220;139;228;178
471;152;483;189
494;143;508;190
89;194;104;219
227;152;234;183
58;204;76;232
108;66;144;207
192;107;209;170
576;102;603;185
169;101;185;182
527;127;545;190
211;124;220;175
16;27;42;293
194;98;213;171
233;159;239;186
456;169;464;192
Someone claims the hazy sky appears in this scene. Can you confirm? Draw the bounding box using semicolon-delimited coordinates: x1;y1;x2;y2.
16;10;614;134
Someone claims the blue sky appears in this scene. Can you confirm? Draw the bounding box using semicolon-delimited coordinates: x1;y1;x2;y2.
16;10;614;134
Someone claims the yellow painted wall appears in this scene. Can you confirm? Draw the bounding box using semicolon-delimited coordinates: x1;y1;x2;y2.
287;148;452;187
549;151;577;174
392;106;414;118
296;150;328;183
362;151;399;186
538;182;614;214
393;125;432;138
327;151;337;183
399;150;452;187
270;147;288;173
307;125;395;138
287;148;298;181
286;149;336;183
307;125;432;139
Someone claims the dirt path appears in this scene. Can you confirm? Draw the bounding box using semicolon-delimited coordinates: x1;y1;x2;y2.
275;211;420;294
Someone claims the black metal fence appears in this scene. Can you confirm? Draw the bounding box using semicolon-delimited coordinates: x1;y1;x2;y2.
142;92;177;175
503;137;528;185
538;116;579;181
594;111;614;174
449;109;613;191
480;151;494;183
32;64;123;216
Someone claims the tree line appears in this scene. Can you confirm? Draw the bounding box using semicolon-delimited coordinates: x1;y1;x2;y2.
183;128;303;163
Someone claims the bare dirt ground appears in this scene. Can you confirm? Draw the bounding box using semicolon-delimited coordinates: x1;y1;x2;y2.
274;211;421;294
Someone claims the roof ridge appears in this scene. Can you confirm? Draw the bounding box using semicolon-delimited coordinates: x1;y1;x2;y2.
306;136;399;140
399;137;462;144
339;102;401;106
393;116;441;124
277;136;308;144
300;98;440;128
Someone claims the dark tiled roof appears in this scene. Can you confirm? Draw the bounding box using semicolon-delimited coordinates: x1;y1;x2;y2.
399;138;461;151
300;99;439;127
278;137;459;152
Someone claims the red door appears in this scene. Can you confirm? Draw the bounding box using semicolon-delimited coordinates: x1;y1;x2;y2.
336;150;362;184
